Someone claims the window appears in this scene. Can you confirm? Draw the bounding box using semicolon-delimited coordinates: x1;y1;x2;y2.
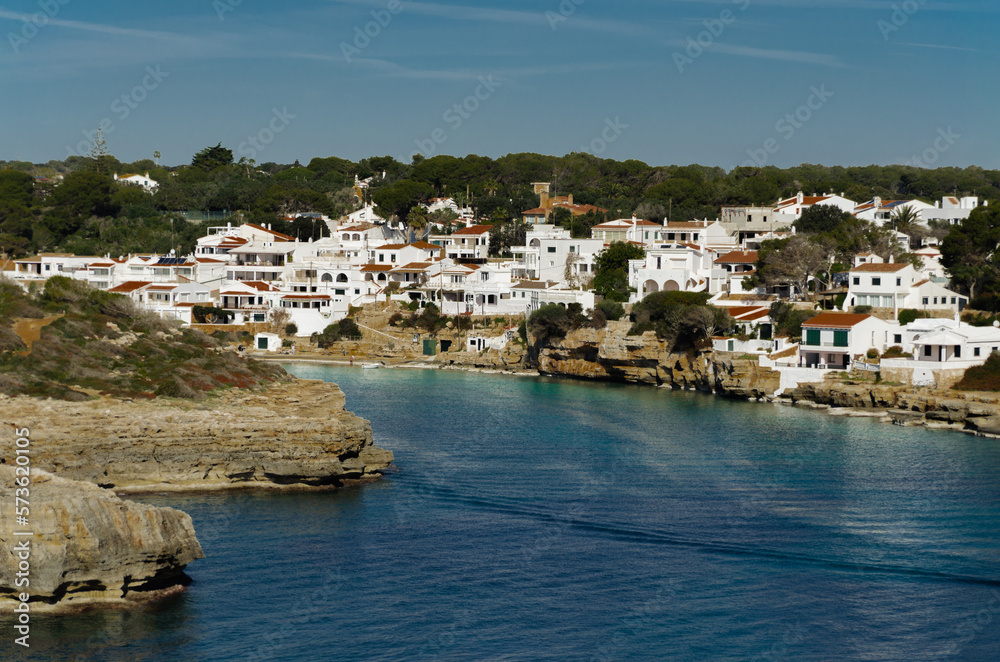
805;329;821;346
833;330;849;347
872;277;881;286
852;277;860;285
335;289;346;295
378;253;385;262
955;346;961;358
569;246;576;253
951;297;957;304
975;347;981;357
547;247;557;253
922;297;929;305
894;334;902;344
390;254;396;262
933;297;938;304
896;278;901;286
924;345;932;357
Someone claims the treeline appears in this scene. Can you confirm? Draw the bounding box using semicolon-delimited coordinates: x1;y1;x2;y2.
3;147;1000;258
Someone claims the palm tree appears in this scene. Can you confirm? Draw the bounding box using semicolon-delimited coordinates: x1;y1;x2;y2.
153;150;161;166
483;178;499;196
890;204;919;233
406;206;430;240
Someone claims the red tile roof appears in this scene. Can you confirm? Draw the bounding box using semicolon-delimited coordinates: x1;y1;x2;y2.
108;281;151;293
802;312;872;328
851;263;908;273
246;223;294;241
453;225;493;235
714;251;758;264
361;264;394;272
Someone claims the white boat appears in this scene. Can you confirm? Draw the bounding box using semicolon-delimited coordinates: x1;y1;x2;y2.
362;363;381;369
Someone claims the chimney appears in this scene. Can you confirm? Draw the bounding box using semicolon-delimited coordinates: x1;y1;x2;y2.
796;191;804;204
874;196;881;208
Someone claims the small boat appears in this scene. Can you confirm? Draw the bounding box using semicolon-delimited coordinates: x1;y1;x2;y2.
362;363;381;369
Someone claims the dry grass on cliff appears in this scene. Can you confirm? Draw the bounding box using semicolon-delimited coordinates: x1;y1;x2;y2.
0;276;289;400
953;352;1000;392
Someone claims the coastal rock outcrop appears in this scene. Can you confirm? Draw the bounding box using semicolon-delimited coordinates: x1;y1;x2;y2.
532;322;780;398
0;466;203;613
0;379;393;492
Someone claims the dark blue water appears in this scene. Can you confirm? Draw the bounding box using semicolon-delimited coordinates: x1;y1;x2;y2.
6;367;1000;661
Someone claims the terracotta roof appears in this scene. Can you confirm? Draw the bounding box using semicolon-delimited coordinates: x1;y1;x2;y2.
522;208;548;215
243;281;280;291
912;279;930;287
108;281;151;293
146;285;177;291
802;312;872;329
409;241;440;250
738;310;771;322
376;244;409;250
851;263;908;273
714;251;758;264
776;195;829;208
281;294;331;300
173;302;197;307
393;262;433;272
361;264;394;272
196;257;226;263
726;306;767;318
339;224;375;232
453;225;493;235
88;262;116;267
245;223;294;241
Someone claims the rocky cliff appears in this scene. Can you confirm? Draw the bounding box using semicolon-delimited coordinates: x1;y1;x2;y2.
531;322;782;399
0;467;203;613
0;379;394;493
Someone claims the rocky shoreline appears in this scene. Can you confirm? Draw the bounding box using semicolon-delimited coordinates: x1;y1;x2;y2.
1;379;393;493
279;320;1000;438
0;467;204;614
0;378;393;613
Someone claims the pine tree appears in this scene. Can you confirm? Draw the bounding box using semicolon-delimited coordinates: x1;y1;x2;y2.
87;128;111;174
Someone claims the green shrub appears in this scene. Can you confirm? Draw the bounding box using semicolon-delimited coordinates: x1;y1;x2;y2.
953;352;1000;391
282;339;293;348
388;312;404;326
528;304;572;344
192;305;234;324
898;309;929;326
866;348;879;359
284;323;298;336
596;300;625;322
881;345;912;359
854;305;873;314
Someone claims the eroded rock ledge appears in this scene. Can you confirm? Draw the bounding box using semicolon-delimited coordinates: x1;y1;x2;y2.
0;467;203;614
0;378;394;493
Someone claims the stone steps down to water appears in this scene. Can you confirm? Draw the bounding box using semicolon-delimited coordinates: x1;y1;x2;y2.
0;466;203;614
0;379;394;492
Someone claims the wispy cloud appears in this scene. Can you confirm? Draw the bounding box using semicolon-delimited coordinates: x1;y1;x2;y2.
666;0;992;10
327;0;655;37
664;39;845;67
0;10;192;41
893;41;986;53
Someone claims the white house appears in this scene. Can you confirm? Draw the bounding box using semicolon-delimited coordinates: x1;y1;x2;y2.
427;225;492;260
628;242;713;301
799;312;898;369
774;192;857;220
843;262;967;315
510;225;604;287
113;172;158;192
852;198;934;226
921;196;987;226
590;217;665;245
710;250;758;295
254;332;282;352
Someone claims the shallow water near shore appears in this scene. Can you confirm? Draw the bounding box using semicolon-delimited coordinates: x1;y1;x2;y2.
6;366;1000;661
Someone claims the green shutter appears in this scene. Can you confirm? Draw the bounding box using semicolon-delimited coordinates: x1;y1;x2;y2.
806;329;820;346
833;330;849;347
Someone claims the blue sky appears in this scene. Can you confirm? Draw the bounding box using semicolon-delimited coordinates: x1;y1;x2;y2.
1;0;996;169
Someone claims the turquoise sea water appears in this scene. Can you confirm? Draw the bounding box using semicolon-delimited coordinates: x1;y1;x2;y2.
5;366;1000;661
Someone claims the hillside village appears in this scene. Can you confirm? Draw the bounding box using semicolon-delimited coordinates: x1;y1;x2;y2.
4;169;1000;391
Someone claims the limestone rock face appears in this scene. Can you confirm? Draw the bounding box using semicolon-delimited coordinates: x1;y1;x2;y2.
0;379;393;492
532;323;778;398
0;467;203;613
